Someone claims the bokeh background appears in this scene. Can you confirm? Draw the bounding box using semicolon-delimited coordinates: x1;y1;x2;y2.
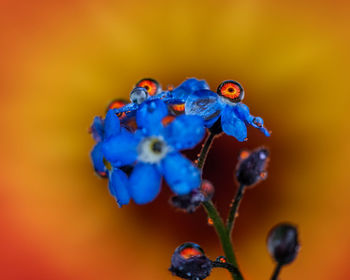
1;0;350;279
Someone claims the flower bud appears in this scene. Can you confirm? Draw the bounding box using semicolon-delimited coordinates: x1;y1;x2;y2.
169;243;212;280
170;180;214;213
267;223;300;265
236;147;269;186
170;189;205;213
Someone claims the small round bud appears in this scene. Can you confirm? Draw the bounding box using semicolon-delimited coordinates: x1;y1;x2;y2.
236;147;269;186
169;243;212;280
170;181;214;213
267;223;300;265
170;189;205;213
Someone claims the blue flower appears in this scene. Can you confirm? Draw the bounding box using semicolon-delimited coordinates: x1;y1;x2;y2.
102;99;205;204
185;80;270;141
90;109;133;206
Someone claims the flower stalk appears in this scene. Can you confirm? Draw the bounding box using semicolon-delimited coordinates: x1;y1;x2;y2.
270;263;283;280
197;132;216;170
197;133;244;280
202;201;243;280
226;184;245;235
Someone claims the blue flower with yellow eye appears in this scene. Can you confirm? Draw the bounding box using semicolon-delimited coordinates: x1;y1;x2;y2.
185;80;270;141
102;99;205;205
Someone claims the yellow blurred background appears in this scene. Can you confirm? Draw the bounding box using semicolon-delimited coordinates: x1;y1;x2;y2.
1;0;350;279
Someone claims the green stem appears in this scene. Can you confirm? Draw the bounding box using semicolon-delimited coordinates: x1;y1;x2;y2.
226;184;246;235
197;132;216;170
196;131;244;280
212;260;242;276
202;201;243;280
270;263;283;280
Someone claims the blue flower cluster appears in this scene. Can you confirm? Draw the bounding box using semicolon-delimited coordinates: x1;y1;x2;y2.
90;78;270;206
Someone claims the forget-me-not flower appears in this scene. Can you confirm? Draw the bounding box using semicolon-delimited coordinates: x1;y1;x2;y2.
102;99;205;204
185;80;270;141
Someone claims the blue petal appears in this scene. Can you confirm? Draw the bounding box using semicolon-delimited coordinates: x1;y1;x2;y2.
221;105;247;141
233;103;251;121
233;104;271;137
113;103;138;114
172;78;210;102
90;142;107;175
185;89;222;127
128;163;162;204
102;131;138;166
161;152;201;195
108;168;130;206
136;99;168;136
164;115;205;150
104;109;121;139
90;116;104;142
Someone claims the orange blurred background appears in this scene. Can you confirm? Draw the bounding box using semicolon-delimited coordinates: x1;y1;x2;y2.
1;0;350;279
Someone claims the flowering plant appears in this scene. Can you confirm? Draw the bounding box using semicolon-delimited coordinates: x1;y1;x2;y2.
89;78;300;280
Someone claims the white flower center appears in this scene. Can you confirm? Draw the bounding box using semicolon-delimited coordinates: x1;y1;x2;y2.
138;137;169;163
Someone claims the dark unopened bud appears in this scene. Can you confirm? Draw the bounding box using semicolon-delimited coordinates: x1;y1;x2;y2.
170;180;215;213
236;147;269;186
169;243;212;280
267;223;300;265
